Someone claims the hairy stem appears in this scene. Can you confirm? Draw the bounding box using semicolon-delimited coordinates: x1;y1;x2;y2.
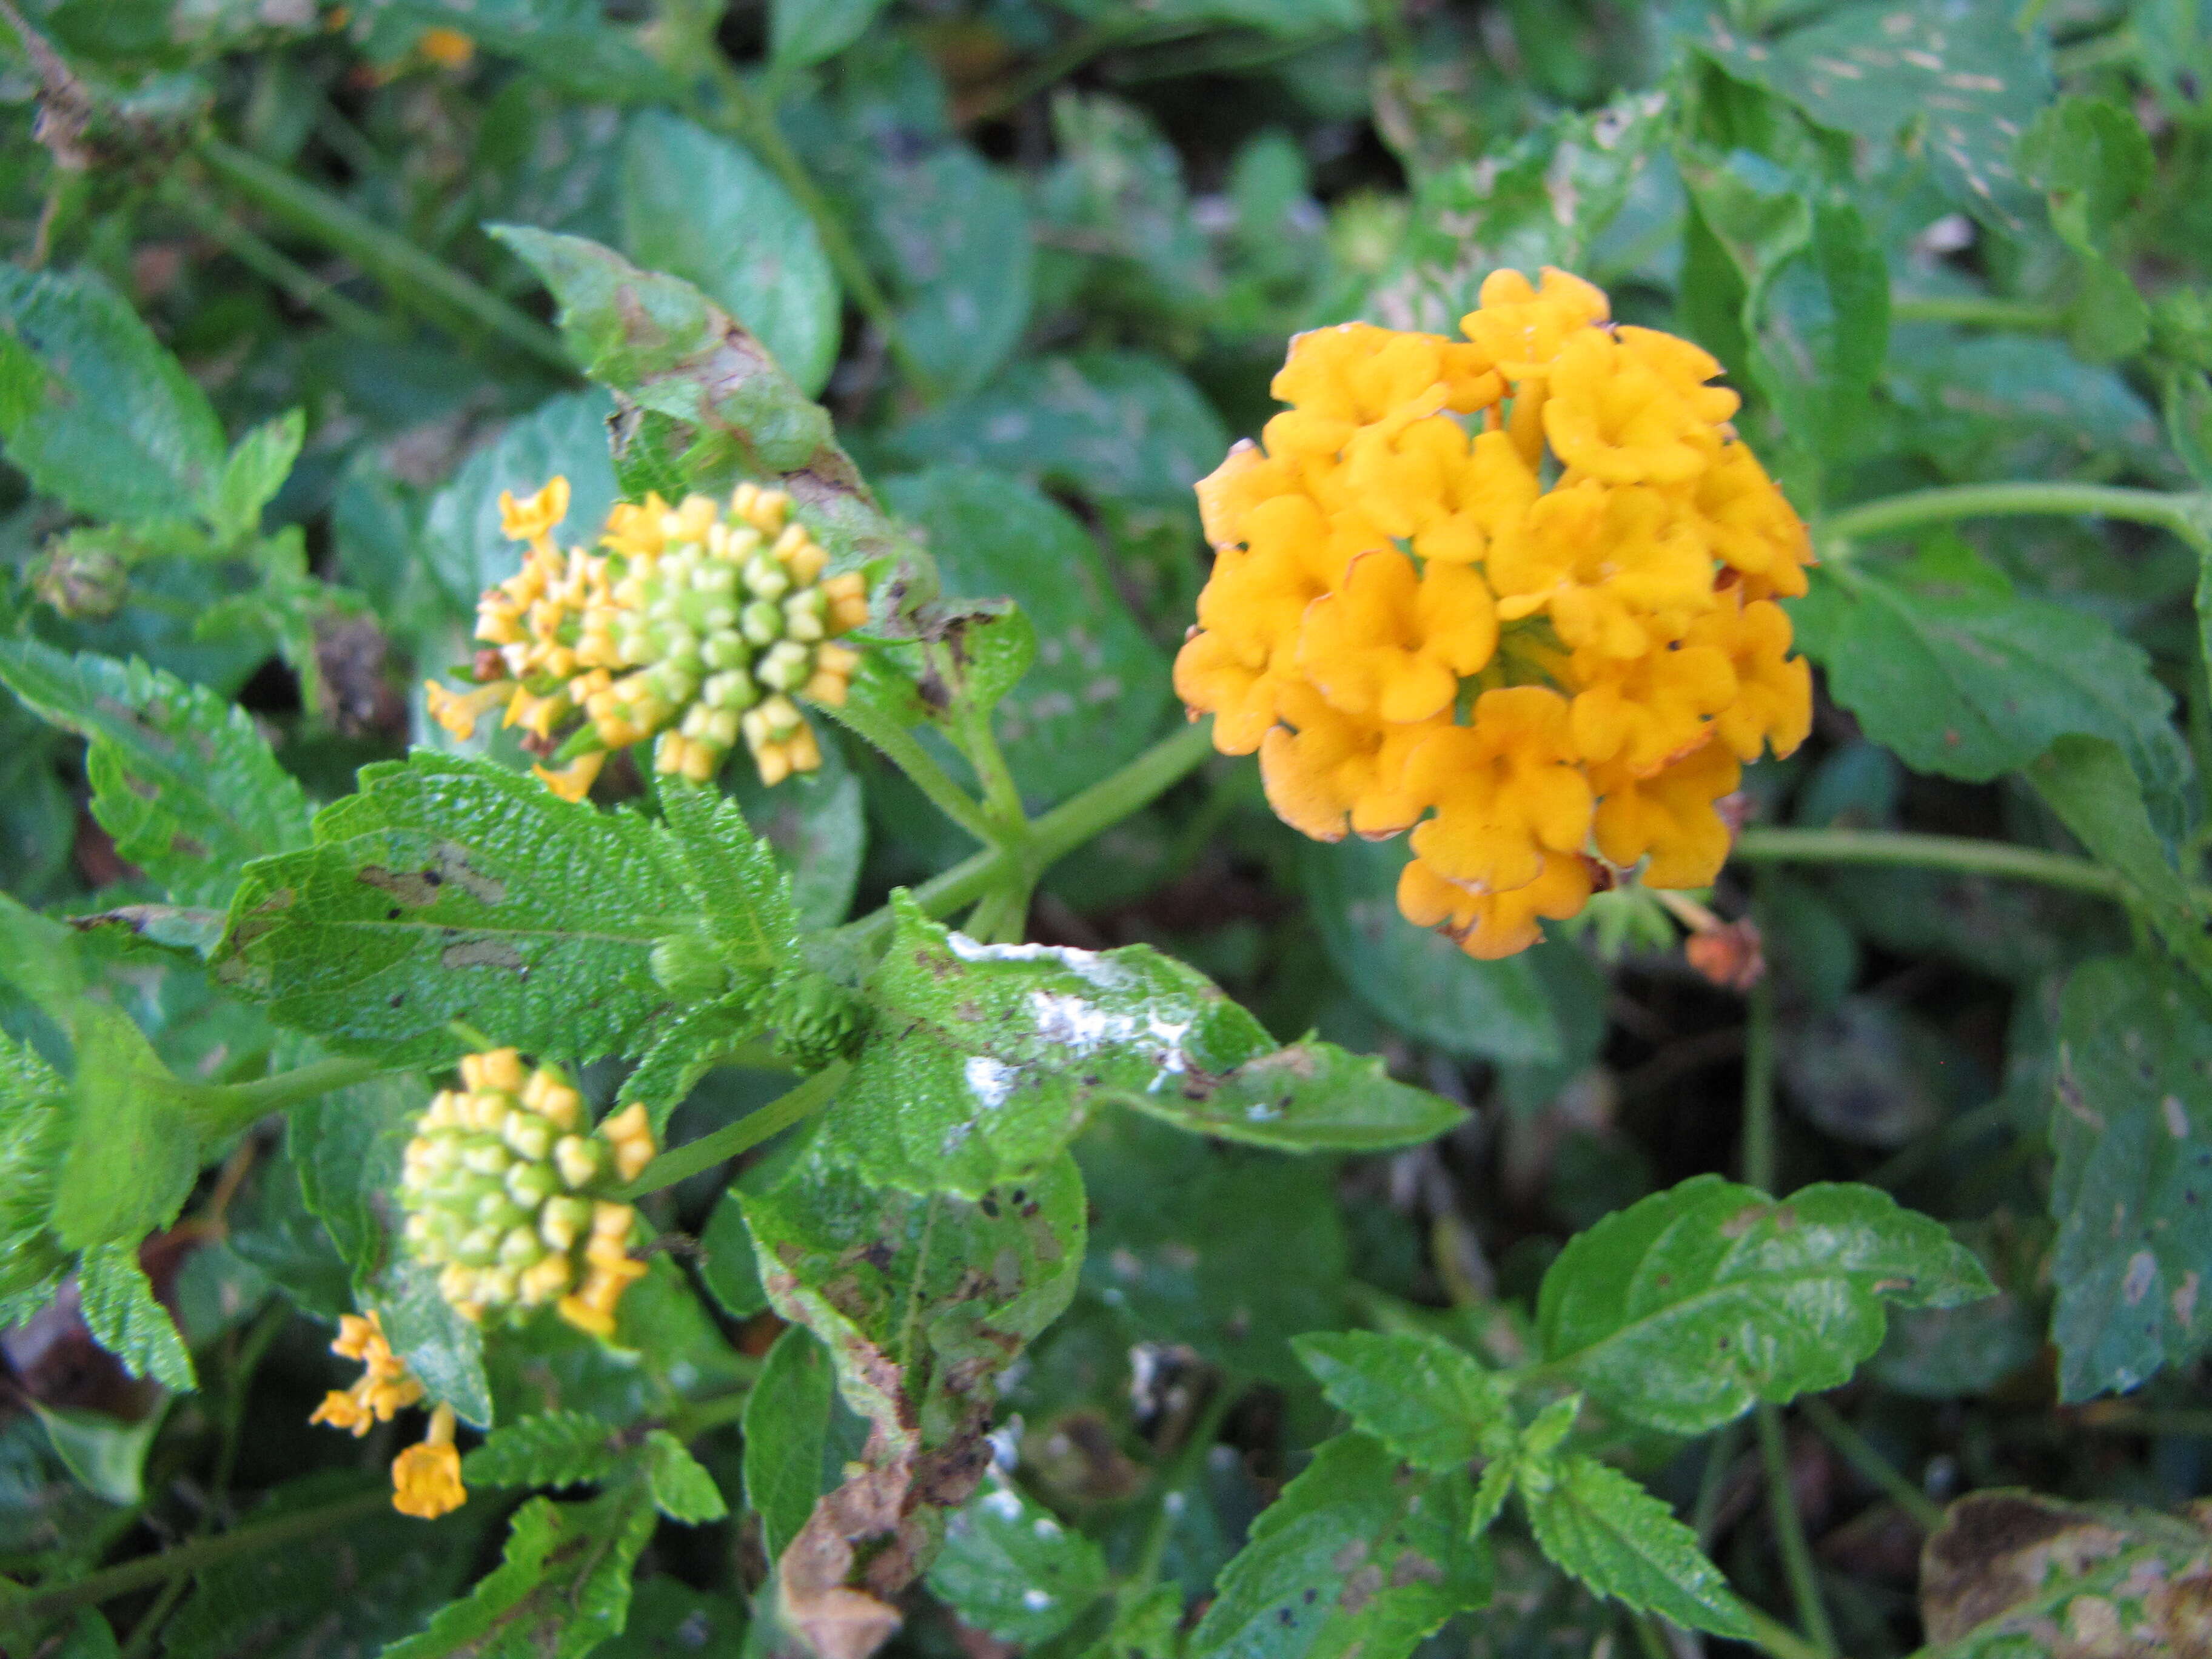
1798;1396;1946;1533
1888;295;2065;331
194;138;571;373
179;1055;389;1138
622;1061;850;1198
1757;1405;1839;1658
1732;826;2130;900
1815;480;2212;552
818;700;996;847
840;720;1216;951
2;1487;389;1626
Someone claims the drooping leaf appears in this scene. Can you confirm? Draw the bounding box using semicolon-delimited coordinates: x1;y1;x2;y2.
744;1324;836;1560
1301;838;1561;1066
927;1479;1111;1645
1293;1330;1516;1473
381;1488;656;1659
464;1410;620;1490
216;752;717;1067
1187;1433;1492;1659
2048;953;2212;1399
622;112;840;397
77;1240;195;1392
1537;1173;1994;1434
1079;1112;1348;1387
421;389;620;617
820;894;1464;1198
880;467;1170;803
1521;1453;1751;1639
0;264;226;521
0;640;312;908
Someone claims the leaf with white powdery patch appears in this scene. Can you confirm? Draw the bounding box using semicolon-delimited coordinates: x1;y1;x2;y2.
821;894;1464;1198
927;1480;1110;1645
1538;1173;1993;1435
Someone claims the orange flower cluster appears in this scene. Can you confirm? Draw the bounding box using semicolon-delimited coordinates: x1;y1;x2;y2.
1176;270;1812;958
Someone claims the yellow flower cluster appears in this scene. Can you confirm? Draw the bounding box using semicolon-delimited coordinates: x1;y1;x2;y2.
307;1312;466;1520
1176;270;1812;958
426;480;870;801
398;1048;654;1339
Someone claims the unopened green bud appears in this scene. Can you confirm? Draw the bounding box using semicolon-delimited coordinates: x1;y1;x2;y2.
500;1226;544;1269
554;1135;602;1189
741;599;783;646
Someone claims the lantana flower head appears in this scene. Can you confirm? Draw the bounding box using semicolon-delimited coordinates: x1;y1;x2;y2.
307;1310;467;1520
426;481;870;802
1175;268;1813;958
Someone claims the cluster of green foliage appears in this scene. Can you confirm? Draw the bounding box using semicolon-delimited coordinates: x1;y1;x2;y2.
4;0;2212;1657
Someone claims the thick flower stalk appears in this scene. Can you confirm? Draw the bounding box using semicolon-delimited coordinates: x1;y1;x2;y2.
1177;269;1812;958
307;1310;466;1520
426;480;870;802
397;1048;655;1339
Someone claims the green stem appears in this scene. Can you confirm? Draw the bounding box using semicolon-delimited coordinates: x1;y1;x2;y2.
957;705;1028;842
1888;295;2065;332
177;1055;388;1137
1741;956;1778;1195
621;1061;850;1199
1815;481;2212;552
1741;1605;1835;1659
1629;1614;1673;1659
163;183;396;338
703;66;939;401
963;883;1031;947
841;720;1216;953
819;700;995;846
2;1487;389;1626
193;137;571;374
1757;1406;1838;1658
1130;1384;1239;1594
669;1385;757;1443
964;19;1142;121
1732;826;2129;900
1798;1397;1945;1533
1694;1419;1744;1549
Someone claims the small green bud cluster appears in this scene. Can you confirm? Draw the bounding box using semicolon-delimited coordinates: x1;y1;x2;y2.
397;1048;654;1336
766;968;871;1072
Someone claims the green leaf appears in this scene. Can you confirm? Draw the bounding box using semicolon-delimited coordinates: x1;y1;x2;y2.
865;149;1033;400
643;1430;727;1524
772;0;891;66
32;1402;159;1506
0;641;312;910
1520;1453;1751;1639
382;1488;656;1659
882;467;1169;804
50;1005;194;1251
464;1411;620;1490
1885;331;2164;480
621;111;841;397
0;1030;73;1322
163;1472;484;1659
927;1479;1110;1644
699;1185;768;1320
77;1240;195;1392
1293;1330;1516;1473
2048;953;2212;1399
658;783;803;1002
881;351;1229;511
375;1257;494;1428
744;1324;835;1560
744;1144;1084;1451
822;894;1464;1197
1301;839;1560;1066
1187;1434;1492;1659
0;265;226;521
1697;0;2052;232
1792;566;2192;814
289;1071;424;1289
216;752;702;1067
2020;95;2152;251
206;407;305;539
1079;1113;1347;1387
2026;736;2210;982
489;227;926;588
1537;1174;1994;1435
594;1580;749;1659
421;389;620;617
